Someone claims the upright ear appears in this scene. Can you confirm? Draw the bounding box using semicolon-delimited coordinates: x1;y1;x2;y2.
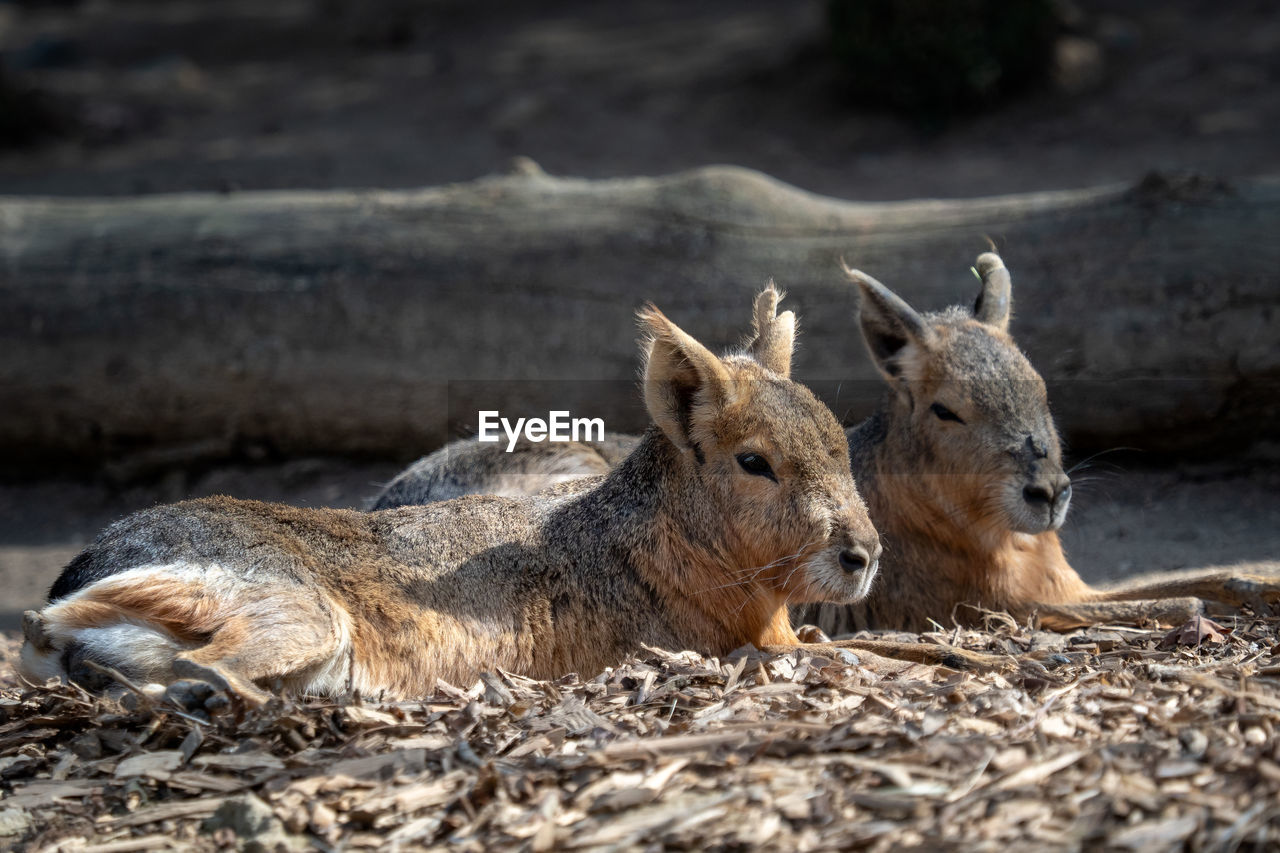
640;306;733;452
745;280;796;378
972;252;1012;332
840;260;934;381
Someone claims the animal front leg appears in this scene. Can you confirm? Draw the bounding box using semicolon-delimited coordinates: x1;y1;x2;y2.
762;639;1015;673
1091;565;1280;616
1021;598;1203;631
831;639;1017;671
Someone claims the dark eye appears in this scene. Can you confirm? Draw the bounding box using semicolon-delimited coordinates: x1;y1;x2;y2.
736;452;777;482
930;403;965;424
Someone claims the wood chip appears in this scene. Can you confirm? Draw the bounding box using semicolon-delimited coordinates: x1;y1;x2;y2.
114;750;184;780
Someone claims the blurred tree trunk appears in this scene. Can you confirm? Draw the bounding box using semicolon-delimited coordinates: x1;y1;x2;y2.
1;165;1277;474
0;68;65;149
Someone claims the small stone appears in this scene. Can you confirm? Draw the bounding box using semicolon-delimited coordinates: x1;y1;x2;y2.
0;808;33;838
141;682;168;701
309;801;337;832
68;732;103;761
203;795;307;853
1179;728;1208;757
1244;727;1268;747
203;794;278;837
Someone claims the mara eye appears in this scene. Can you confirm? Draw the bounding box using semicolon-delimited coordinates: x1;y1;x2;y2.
736;452;777;482
930;402;965;424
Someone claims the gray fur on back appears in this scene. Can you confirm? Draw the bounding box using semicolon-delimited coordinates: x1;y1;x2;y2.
371;433;641;509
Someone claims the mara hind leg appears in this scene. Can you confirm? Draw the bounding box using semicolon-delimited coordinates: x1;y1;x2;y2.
21;606;195;695
763;607;1020;674
169;615;336;706
23;567;350;704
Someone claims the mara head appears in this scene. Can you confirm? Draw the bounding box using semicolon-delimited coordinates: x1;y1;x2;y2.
639;284;880;605
845;252;1071;536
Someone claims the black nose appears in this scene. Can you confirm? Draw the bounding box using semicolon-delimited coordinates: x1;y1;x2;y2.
1024;477;1071;510
1023;484;1053;506
839;546;870;573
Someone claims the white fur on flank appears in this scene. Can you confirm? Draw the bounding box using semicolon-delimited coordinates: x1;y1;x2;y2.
73;623;191;681
25;562;370;699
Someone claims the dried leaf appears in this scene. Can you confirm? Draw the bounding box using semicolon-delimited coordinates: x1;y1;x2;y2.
1159;614;1231;649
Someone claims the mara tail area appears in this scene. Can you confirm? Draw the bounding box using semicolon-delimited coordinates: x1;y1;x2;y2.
374;253;1280;636
20;284;1003;707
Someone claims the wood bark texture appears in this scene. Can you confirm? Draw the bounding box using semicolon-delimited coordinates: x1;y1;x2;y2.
2;164;1277;470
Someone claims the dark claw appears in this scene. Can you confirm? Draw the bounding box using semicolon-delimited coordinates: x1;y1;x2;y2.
165;679;221;712
203;693;232;713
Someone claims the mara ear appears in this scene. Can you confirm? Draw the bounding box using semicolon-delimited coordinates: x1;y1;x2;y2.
840;259;934;381
639;305;733;452
973;252;1012;332
745;279;797;378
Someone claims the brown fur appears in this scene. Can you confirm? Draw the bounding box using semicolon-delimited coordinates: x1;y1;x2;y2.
380;256;1280;637
798;253;1280;633
24;288;924;703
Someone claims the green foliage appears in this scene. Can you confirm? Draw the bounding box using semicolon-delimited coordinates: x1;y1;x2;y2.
828;0;1059;117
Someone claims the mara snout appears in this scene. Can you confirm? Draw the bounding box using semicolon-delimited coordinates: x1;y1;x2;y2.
1009;434;1072;534
793;490;882;606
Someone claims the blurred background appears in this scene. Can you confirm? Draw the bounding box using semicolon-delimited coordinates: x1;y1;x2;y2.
1;0;1278;626
1;0;1277;197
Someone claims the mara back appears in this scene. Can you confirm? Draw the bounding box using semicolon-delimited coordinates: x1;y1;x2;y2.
21;288;879;702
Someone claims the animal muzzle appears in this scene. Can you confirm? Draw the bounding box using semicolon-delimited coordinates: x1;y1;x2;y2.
838;541;879;574
837;528;882;577
837;535;881;601
1022;470;1072;529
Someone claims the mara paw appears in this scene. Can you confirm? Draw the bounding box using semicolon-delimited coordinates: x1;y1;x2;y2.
794;624;831;643
937;647;1016;672
171;658;271;708
162;679;236;715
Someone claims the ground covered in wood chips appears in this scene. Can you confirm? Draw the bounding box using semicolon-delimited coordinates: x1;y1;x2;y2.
2;617;1279;852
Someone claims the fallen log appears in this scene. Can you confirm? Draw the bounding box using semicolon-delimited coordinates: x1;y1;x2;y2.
2;163;1277;473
